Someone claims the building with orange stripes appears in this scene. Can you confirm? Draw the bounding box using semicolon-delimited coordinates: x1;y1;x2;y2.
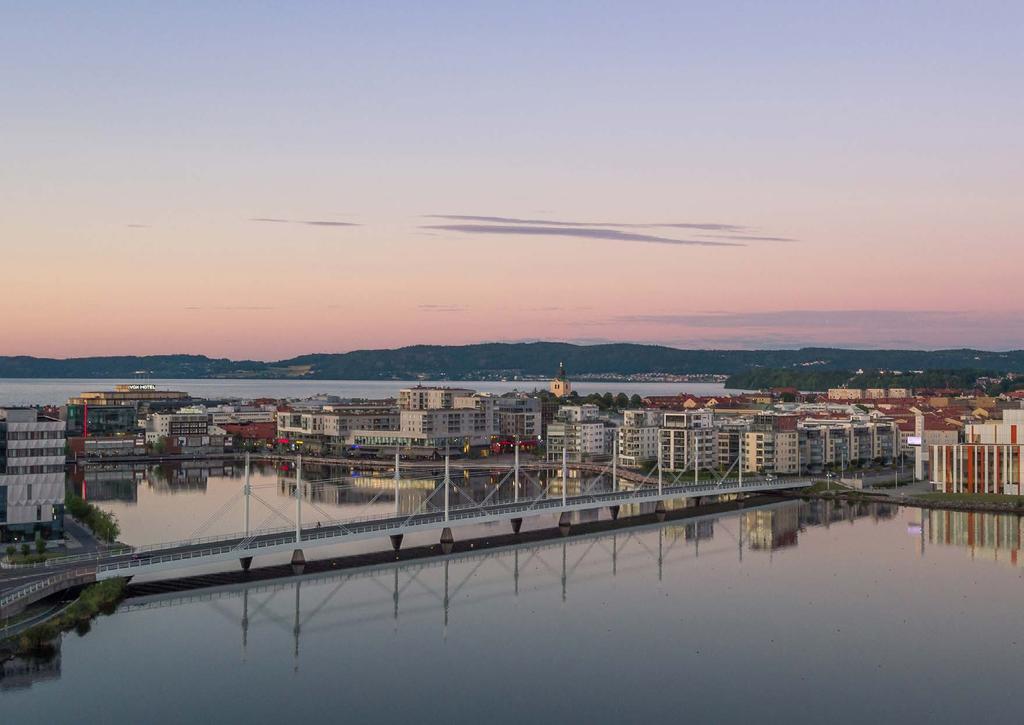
929;443;1024;494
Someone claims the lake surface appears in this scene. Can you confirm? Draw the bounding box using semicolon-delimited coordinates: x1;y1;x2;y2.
0;378;739;407
5;495;1024;724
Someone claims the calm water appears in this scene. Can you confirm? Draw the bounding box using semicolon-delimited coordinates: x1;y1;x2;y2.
5;499;1024;724
0;378;739;407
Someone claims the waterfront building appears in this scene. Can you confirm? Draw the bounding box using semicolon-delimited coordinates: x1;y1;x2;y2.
277;406;400;454
62;403;138;437
493;395;543;440
929;443;1023;494
742;414;800;474
660;411;716;472
145;412;226;454
618;409;662;467
398;386;476;411
545;404;614;462
68;384;190;407
0;408;66;542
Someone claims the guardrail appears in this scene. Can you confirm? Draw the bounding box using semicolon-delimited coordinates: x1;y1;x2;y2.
0;567;96;613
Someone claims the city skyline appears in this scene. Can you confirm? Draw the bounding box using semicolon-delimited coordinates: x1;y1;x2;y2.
4;2;1022;358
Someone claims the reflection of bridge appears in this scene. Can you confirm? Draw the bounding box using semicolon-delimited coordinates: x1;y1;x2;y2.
117;505;773;665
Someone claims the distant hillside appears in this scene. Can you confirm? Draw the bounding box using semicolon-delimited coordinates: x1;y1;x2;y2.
1;344;1024;380
724;368;1003;392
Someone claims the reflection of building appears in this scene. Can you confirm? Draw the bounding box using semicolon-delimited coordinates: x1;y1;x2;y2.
929;510;1024;566
0;642;61;690
70;464;142;503
1;408;66;542
743;507;800;550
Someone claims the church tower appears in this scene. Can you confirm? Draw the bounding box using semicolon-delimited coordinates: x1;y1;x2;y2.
550;362;572;397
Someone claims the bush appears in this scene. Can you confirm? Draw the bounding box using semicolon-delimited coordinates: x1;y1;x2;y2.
20;543;30;557
35;535;46;555
5;545;14;559
15;579;127;656
64;492;120;543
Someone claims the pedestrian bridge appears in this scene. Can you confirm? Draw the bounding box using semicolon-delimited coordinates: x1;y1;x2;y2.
90;454;809;581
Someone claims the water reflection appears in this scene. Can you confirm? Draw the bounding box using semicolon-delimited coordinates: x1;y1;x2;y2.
928;509;1024;567
116;499;904;667
0;641;61;692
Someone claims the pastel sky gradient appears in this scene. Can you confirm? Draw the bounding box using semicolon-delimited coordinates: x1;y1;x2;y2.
2;1;1022;358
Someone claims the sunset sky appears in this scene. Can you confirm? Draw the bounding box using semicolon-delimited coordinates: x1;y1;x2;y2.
3;2;1022;359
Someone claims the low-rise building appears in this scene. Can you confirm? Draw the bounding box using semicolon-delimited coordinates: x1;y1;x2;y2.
1;408;66;542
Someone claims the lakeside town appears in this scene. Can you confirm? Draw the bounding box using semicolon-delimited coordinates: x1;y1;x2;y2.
4;363;1023;549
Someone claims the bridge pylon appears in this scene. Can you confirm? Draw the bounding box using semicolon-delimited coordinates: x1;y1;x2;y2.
291;549;305;574
609;505;620;520
440;527;454;554
239;556;253;572
558;511;571;537
510;517;523;534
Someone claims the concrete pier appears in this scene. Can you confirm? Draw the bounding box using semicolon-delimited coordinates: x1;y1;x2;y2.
510;517;523;534
558;512;571;537
290;549;306;574
609;505;620;520
239;556;253;572
655;501;667;522
440;527;454;555
390;534;404;552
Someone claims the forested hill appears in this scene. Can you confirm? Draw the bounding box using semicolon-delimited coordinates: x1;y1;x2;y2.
1;344;1023;379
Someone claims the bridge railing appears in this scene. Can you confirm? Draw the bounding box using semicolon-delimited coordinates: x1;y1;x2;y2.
0;567;96;612
95;477;809;575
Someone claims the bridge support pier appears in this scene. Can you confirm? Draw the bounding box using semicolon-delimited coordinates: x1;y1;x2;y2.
558;512;571;537
510;517;523;534
609;505;620;521
655;501;667;522
239;556;253;572
440;527;454;555
291;549;305;575
389;534;404;552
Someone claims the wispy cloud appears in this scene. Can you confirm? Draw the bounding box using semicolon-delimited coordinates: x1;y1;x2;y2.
418;304;468;313
185;305;276;311
425;214;745;231
251;217;359;227
422;224;742;248
604;309;1024;349
125;223;150;229
700;234;797;242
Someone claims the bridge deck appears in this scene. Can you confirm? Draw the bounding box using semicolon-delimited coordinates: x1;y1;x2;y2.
94;477;808;580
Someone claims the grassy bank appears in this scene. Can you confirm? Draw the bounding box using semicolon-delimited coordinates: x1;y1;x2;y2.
13;579;127;656
65;492;120;543
915;492;1024;505
3;550;66;565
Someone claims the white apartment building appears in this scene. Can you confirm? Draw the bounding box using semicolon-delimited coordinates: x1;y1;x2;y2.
277;406;401;453
1;408;66;542
660;411;717;472
618;409;662;467
546;404;614;462
399;387;476;411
